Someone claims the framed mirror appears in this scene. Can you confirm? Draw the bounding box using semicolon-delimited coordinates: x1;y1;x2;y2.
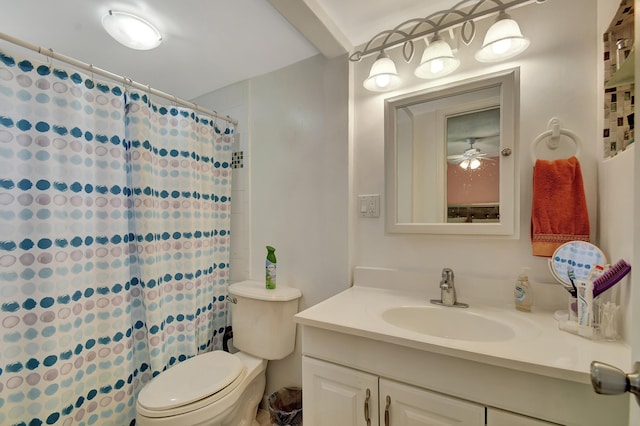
384;68;519;235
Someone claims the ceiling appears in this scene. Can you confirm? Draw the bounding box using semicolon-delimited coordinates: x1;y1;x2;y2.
0;0;459;102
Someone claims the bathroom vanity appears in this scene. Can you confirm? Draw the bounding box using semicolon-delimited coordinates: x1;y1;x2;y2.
295;268;630;425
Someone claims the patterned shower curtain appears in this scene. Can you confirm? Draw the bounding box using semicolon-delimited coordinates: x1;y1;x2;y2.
0;49;232;425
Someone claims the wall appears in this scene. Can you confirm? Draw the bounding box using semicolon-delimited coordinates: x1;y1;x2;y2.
446;159;499;205
193;53;350;394
352;0;599;291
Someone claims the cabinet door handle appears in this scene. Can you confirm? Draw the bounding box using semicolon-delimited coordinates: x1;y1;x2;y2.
364;388;371;426
384;395;391;426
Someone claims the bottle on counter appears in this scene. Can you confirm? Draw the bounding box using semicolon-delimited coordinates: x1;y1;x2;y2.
515;267;533;312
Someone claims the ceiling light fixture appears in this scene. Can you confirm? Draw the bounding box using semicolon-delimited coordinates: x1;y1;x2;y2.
460;158;482;170
102;10;162;50
351;0;541;92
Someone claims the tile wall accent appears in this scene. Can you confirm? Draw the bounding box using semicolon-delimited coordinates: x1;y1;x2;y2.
603;0;634;157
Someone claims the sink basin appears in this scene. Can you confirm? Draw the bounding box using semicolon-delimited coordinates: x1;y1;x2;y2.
382;306;516;342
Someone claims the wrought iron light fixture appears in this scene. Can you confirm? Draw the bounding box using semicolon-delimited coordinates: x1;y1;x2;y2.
352;0;544;92
102;10;163;50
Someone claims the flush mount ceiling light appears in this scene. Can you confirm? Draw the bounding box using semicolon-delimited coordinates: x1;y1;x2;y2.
363;51;401;92
350;0;540;92
414;35;460;79
102;10;162;50
475;12;530;62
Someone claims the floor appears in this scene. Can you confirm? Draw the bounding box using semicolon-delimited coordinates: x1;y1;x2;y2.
255;408;271;426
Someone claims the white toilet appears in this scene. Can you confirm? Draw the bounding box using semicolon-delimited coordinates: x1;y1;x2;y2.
135;280;302;426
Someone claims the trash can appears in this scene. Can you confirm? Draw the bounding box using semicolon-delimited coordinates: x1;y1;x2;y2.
267;387;302;426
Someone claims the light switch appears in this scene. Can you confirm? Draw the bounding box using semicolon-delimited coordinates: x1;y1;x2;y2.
358;194;380;218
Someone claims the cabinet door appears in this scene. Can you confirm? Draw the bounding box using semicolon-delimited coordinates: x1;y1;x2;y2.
487;408;557;426
379;379;484;426
303;356;379;426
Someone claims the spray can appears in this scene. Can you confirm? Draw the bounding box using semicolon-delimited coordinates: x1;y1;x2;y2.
266;246;276;289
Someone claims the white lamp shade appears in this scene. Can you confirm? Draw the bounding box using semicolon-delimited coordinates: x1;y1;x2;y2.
414;38;460;79
475;16;529;62
459;158;482;170
363;52;401;92
102;11;162;50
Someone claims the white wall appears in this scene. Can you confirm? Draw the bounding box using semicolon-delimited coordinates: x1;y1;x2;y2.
351;0;599;290
194;53;350;394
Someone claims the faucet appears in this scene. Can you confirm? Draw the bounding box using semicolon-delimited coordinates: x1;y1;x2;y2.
430;268;468;308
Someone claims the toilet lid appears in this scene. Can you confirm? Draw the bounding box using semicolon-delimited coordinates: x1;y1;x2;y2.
137;351;245;411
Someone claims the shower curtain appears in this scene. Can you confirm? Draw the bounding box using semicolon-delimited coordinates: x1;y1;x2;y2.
0;49;232;425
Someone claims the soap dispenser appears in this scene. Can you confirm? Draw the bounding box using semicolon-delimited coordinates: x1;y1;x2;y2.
515;267;533;312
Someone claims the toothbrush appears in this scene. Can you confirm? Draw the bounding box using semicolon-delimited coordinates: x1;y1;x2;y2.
567;267;578;297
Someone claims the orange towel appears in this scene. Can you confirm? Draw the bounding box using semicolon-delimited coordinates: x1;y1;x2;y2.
531;156;589;257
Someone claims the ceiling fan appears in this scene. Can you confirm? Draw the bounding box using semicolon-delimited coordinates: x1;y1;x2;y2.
447;136;498;170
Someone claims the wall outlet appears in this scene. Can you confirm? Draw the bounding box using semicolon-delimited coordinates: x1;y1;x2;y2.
358;194;380;218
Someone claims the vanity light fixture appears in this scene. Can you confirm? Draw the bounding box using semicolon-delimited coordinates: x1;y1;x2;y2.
414;35;460;79
363;51;402;92
475;12;530;62
102;10;162;50
352;0;542;92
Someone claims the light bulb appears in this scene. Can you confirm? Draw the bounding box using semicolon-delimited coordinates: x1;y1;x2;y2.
492;39;512;55
375;74;391;88
470;158;481;169
460;160;470;170
430;59;444;74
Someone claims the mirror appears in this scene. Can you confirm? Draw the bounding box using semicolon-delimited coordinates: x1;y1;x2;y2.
385;69;518;235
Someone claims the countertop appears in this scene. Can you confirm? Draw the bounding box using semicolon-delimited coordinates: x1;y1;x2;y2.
295;285;631;384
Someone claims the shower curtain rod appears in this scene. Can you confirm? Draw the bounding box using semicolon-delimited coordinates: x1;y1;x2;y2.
0;32;238;126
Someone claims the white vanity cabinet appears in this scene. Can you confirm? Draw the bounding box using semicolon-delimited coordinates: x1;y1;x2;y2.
295;285;629;425
486;408;558;426
379;376;485;425
303;356;555;426
302;356;379;425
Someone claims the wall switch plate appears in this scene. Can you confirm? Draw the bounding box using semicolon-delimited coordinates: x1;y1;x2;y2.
358;194;380;218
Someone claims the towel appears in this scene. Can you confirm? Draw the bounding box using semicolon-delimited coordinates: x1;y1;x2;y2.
531;156;590;257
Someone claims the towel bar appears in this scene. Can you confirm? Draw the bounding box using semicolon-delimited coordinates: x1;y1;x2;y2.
530;118;581;164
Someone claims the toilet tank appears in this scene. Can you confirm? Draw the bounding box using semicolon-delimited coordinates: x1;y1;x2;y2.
228;280;302;360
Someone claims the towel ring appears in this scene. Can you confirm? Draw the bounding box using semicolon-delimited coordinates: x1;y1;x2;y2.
530;123;581;165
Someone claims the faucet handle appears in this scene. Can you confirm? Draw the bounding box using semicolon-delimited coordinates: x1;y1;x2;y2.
441;268;454;283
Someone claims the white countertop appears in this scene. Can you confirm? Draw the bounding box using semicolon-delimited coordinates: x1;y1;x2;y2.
295;285;630;384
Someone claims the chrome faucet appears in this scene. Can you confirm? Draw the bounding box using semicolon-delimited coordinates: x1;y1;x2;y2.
430;268;468;308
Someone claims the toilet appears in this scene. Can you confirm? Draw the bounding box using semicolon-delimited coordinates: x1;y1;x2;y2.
135;280;302;426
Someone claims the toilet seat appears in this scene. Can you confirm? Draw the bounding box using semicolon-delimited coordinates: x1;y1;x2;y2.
137;351;246;418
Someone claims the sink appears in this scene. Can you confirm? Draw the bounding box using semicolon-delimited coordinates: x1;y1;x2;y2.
382;306;516;342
